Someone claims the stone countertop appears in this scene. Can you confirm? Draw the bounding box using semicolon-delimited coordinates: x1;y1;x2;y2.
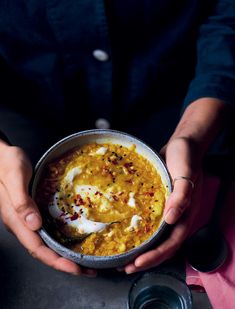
0;221;212;309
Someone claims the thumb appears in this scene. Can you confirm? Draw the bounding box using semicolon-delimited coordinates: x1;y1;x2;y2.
3;162;42;231
164;177;194;224
162;138;198;224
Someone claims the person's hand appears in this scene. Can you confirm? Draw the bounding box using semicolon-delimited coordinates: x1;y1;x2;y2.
0;142;96;277
119;97;228;274
121;137;203;274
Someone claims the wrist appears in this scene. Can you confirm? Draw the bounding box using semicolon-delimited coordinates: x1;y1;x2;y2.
171;97;229;157
164;137;202;179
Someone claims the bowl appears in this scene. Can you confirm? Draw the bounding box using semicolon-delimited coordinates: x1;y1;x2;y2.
31;129;172;269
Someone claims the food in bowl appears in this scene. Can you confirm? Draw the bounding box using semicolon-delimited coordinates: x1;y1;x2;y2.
35;141;167;257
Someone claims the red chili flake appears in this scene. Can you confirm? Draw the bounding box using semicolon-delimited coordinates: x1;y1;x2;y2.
87;196;93;207
113;195;119;202
111;159;118;165
124;162;133;168
144;225;151;233
124;162;137;174
76;194;85;205
129;169;137;174
143;192;154;197
119;192;124;196
95;191;103;196
70;213;79;221
125;179;132;184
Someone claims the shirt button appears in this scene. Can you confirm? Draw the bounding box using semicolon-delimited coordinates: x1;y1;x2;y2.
92;49;109;62
95;118;110;129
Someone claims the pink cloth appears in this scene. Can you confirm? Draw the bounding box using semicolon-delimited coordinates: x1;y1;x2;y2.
186;176;235;309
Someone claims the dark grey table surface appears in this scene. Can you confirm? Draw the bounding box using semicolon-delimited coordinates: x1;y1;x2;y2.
0;220;212;309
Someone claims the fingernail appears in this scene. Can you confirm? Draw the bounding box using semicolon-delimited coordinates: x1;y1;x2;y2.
126;269;135;275
135;260;143;268
25;213;41;230
125;267;136;274
164;208;181;224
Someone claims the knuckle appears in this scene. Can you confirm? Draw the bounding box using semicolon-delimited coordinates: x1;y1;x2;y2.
53;260;62;271
14;200;31;215
1;146;22;164
0;147;21;170
156;245;165;256
28;244;44;260
9;146;25;158
2;147;31;174
28;250;37;259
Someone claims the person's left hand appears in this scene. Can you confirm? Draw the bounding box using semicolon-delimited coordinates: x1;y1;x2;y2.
120;137;203;274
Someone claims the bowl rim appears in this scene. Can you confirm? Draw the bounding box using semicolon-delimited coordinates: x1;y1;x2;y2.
32;129;172;262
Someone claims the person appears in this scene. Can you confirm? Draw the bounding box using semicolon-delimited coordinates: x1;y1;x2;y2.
0;1;233;277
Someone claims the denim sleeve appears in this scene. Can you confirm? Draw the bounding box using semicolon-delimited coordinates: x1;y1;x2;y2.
183;0;235;109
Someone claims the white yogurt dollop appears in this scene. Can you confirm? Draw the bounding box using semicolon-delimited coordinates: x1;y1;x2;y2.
64;167;82;183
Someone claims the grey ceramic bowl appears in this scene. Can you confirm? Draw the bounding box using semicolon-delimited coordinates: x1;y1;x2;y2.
32;129;172;269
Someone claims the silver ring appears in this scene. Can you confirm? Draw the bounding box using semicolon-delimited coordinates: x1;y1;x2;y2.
173;176;195;189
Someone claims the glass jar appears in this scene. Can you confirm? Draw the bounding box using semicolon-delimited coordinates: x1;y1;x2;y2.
127;271;192;309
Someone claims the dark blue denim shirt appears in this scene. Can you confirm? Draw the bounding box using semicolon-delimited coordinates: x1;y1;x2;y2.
0;0;235;146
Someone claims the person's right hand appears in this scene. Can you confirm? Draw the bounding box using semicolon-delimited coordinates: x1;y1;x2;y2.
0;141;96;277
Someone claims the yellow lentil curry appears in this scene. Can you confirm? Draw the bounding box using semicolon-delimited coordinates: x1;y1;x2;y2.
35;143;167;256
